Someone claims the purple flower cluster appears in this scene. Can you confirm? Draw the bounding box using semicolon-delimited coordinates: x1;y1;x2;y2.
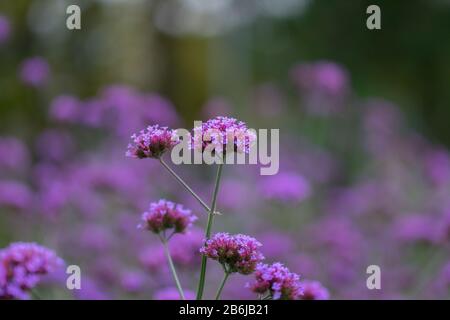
126;125;180;159
0;242;64;299
138;199;197;235
200;233;264;275
248;262;303;300
0;15;11;44
192;116;256;155
19;57;50;88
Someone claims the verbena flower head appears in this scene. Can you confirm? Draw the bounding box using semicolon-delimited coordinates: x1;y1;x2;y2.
138;199;197;235
0;242;64;300
192;116;256;155
200;233;264;275
248;262;303;300
19;57;50;87
126;125;179;159
300;280;329;300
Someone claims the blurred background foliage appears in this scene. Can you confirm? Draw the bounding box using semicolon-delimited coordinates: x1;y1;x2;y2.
1;0;450;145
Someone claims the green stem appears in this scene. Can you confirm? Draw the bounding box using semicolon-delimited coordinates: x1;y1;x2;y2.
215;271;230;300
196;164;224;300
160;235;185;300
159;157;212;214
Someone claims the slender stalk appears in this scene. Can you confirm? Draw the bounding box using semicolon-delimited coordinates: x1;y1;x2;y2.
215;271;230;300
196;164;224;300
205;164;224;240
160;235;185;300
159;157;212;214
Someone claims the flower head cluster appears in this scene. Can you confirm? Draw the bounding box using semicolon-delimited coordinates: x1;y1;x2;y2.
192;116;256;155
138;199;197;235
248;262;303;300
0;242;64;299
200;233;264;275
300;280;329;300
126;125;179;159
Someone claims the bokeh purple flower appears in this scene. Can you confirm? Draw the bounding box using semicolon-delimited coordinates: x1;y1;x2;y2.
49;95;81;123
261;172;311;203
0;180;32;211
19;57;50;88
0;242;64;299
120;271;147;293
